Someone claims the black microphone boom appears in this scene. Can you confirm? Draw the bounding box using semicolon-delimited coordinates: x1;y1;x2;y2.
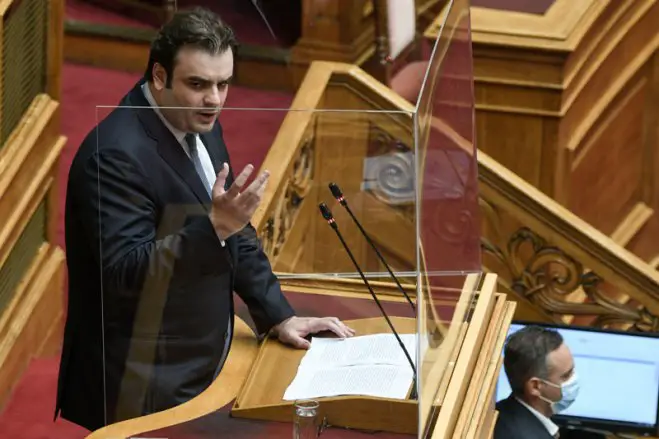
328;182;416;314
318;202;417;387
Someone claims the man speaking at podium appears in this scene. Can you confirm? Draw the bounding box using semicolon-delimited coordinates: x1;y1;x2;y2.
56;7;354;432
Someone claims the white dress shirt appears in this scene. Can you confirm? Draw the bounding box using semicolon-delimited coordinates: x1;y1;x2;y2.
516;397;560;437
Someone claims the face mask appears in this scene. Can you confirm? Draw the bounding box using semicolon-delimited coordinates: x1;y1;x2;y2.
539;373;580;414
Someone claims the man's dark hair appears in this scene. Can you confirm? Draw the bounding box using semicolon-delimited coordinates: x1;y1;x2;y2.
503;326;563;396
144;7;238;86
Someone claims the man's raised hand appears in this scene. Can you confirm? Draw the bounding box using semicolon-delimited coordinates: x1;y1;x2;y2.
209;163;269;239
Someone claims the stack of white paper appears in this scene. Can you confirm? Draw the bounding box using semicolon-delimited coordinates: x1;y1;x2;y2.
283;333;417;401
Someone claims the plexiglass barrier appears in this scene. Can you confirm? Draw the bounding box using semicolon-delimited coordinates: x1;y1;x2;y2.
415;0;479;436
84;1;479;437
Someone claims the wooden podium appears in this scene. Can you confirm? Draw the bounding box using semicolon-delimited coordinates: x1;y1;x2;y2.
230;316;419;435
84;275;515;438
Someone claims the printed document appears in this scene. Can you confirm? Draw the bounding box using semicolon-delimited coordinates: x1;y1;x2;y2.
283;333;416;401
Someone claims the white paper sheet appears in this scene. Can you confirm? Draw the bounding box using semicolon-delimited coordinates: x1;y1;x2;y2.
283;333;417;401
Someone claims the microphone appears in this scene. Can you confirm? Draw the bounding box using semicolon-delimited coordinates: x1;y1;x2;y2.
318;202;417;397
328;183;416;314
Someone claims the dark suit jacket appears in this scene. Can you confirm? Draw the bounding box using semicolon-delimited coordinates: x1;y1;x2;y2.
495;394;555;439
495;394;606;439
56;80;295;431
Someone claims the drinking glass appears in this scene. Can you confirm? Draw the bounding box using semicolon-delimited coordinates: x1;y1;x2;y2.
293;399;320;439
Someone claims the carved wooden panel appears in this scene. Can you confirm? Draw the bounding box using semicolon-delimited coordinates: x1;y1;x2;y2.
261;133;315;267
481;199;658;332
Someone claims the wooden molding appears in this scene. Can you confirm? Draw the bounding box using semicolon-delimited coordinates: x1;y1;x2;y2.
468;300;516;439
0;95;63;267
649;255;659;270
563;1;659;149
610;202;654;248
427;1;659;115
562;0;656;106
430;274;497;439
278;276;418;301
0;92;66;408
425;0;607;51
451;292;509;437
641;52;659;208
0;244;65;409
471;0;604;51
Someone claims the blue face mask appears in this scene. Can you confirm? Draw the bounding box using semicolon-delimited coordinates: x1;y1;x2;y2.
539;373;580;414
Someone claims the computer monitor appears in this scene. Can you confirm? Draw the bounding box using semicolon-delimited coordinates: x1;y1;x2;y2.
495;322;659;436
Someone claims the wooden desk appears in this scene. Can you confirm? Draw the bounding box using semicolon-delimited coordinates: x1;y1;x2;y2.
87;289;427;438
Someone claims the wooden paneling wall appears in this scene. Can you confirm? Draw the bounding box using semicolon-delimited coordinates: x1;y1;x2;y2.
426;0;659;266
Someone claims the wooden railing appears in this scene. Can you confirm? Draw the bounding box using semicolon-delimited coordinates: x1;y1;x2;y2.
479;151;659;331
252;61;659;333
0;0;66;408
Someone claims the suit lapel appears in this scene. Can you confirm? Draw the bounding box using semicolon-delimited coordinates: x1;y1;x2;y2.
126;81;211;207
157;134;212;206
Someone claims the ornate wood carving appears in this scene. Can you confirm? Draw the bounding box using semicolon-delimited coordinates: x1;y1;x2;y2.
480;198;659;332
261;137;314;260
365;123;415;210
365;123;481;270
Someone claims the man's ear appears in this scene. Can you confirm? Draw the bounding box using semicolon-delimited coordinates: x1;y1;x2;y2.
152;63;167;91
526;377;543;398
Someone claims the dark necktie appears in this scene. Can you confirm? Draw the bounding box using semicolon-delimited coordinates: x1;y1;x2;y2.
185;133;211;195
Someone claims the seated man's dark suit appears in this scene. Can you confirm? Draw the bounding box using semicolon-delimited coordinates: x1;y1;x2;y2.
495;394;556;439
495;394;606;439
55;80;295;431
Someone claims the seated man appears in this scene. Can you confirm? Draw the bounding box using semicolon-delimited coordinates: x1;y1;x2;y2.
495;325;587;439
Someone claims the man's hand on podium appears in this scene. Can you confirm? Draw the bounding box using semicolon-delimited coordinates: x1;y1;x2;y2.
273;316;356;349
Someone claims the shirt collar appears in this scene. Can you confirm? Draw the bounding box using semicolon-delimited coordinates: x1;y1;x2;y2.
516;396;559;437
141;82;187;144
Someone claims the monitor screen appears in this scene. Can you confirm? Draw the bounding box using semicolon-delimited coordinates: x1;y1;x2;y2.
495;322;659;434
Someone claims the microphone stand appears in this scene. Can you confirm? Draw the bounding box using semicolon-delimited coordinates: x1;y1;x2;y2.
319;202;417;400
328;182;416;314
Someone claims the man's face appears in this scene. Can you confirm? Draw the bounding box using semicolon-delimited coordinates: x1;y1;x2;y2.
152;46;233;133
530;342;575;403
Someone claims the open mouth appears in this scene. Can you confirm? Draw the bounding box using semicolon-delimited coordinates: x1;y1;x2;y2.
197;111;218;121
